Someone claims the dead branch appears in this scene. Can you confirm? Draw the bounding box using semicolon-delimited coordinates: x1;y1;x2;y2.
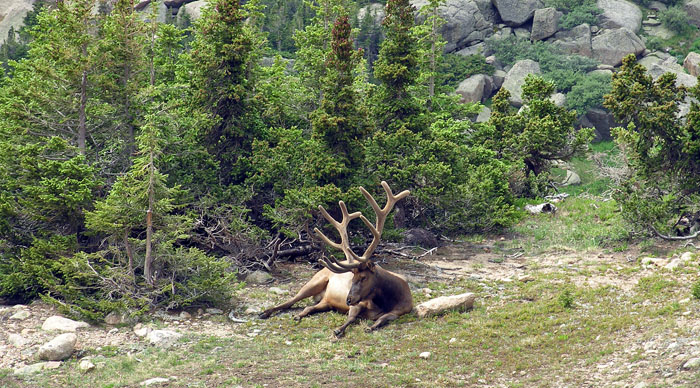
650;225;700;241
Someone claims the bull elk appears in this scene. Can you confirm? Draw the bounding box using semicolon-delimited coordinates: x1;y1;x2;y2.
258;181;414;337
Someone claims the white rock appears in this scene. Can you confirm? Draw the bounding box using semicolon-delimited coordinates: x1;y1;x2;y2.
10;310;31;320
14;362;50;376
681;252;695;262
8;333;29;347
147;330;182;348
42;316;90;332
664;258;682;270
449;337;457;343
682;357;700;370
562;170;581;186
205;308;223;315
140;377;170;386
134;325;152;338
36;333;77;361
414;292;476;318
419;351;431;359
79;359;95;371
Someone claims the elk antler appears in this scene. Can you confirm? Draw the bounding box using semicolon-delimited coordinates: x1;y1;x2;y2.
314;181;410;272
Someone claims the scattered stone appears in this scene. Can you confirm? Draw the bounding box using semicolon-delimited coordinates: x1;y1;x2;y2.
682;357;700;370
246;270;273;285
415;292;476;318
562;170;581;186
79;358;95;371
133;324;152;338
205;308;224;315
244;306;261;315
146;330;182;348
524;203;557;214
42;316;90;332
140;377;170;386
8;333;29;347
269;287;288;296
44;361;62;369
664;258;682;270
179;311;191;320
37;333;77;361
14;362;51;376
10;310;31;320
419;351;431;359
449;337;457;343
517;275;535;283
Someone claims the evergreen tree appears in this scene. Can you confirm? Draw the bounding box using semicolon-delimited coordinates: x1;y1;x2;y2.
311;15;370;178
372;0;425;133
186;0;266;184
411;0;446;110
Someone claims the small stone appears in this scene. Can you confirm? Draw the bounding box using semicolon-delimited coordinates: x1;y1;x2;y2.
8;333;29;347
14;362;49;375
680;298;691;304
10;310;31;320
44;361;61;369
205;308;223;315
419;351;431;359
517;275;535;283
42;316;90;332
664;258;682;270
37;333;77;361
449;338;457;344
134;324;152;338
415;293;476;318
147;330;182;348
285;340;292;345
681;252;694;262
140;377;170;386
79;358;95;371
179;311;191;319
245;270;273;285
228;310;248;323
108;328;119;335
633;383;648;388
269;287;288;295
244;306;261;315
379;362;389;368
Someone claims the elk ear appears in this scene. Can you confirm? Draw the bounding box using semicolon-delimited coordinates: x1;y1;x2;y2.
366;261;376;272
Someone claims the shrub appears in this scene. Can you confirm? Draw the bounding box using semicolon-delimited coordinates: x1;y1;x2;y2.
438;54;495;90
566;72;612;116
692;279;700;300
659;6;696;35
559;3;601;30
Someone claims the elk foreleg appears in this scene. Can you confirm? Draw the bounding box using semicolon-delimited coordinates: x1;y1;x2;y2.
333;305;363;338
259;272;329;319
294;300;331;321
366;311;401;332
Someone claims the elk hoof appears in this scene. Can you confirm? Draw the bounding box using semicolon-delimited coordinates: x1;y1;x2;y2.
258;311;271;319
333;329;345;338
293;315;302;322
364;327;374;333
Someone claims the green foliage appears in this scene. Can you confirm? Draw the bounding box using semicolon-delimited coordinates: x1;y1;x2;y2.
437;54;495;91
558;288;574;308
659;6;696;35
566;72;612;116
692;279;700;300
485;76;593;192
603;55;700;236
558;2;601;30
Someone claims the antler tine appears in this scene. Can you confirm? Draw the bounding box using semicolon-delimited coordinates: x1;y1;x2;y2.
355;181;410;261
319;256;357;274
314;201;362;264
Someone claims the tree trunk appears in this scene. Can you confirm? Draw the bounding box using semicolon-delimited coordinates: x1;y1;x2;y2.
144;150;155;285
78;69;88;155
124;230;135;282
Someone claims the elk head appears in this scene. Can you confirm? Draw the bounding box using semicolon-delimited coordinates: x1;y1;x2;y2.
314;181;410;288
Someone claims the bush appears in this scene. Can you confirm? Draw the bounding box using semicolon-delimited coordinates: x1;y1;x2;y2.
692;279;700;300
659;6;696;35
566;72;612;116
559;3;601;30
438;54;495;90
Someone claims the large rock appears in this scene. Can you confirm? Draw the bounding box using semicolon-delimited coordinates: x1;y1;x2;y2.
592;28;645;67
0;0;34;45
597;0;642;33
685;0;700;28
415;292;475;318
531;7;562;41
456;74;493;103
246;270;273;285
492;0;543;27
578;108;618;141
135;0;169;24
147;329;182;348
552;24;592;57
684;52;700;77
177;0;206;23
412;0;497;52
501;59;541;107
42;316;90;332
36;333;77;361
358;3;385;26
647;57;698;88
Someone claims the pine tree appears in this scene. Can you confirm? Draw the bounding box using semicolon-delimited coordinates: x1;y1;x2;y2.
186;0;266;184
311;15;370;177
372;0;425;134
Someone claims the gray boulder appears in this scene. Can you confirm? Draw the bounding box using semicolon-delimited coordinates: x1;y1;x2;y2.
592;28;645;67
0;0;34;45
177;0;206;23
246;270;273;285
37;333;76;361
684;52;700;77
415;293;475;318
531;7;562;41
42;316;90;332
147;329;182;348
550;92;566;108
552;24;592;57
502;59;541;107
456;74;493;103
685;0;700;28
476;106;492;123
597;0;642;33
492;69;507;89
412;0;497;52
357;3;385;26
491;0;544;27
578;108;618;141
647;57;698;88
134;0;168;23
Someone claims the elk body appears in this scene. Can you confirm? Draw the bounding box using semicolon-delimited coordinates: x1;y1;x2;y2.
258;181;413;337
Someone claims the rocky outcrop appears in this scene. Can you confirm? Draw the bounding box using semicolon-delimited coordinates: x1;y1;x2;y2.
685;0;700;28
0;0;34;44
531;7;562;41
597;0;642;33
647;57;698;88
456;74;493;103
491;0;543;27
358;3;385;26
502;59;541;107
552;24;592;57
177;0;207;23
592;28;645;67
684;52;700;77
578;108;618;141
412;0;497;52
